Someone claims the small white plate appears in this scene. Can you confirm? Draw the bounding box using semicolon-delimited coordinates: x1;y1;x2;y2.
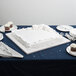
0;33;3;40
66;46;76;56
56;25;73;32
0;26;5;32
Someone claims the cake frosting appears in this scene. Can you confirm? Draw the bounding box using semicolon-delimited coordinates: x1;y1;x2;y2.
32;24;56;32
12;24;62;47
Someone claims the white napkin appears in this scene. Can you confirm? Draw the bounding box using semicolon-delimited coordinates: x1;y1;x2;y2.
0;42;23;58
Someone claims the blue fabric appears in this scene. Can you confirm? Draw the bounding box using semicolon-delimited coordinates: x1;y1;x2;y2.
0;25;76;61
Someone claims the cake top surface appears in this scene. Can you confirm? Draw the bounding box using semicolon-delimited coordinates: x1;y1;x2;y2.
12;24;62;45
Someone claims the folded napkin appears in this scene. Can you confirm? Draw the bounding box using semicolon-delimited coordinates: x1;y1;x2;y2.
0;42;23;58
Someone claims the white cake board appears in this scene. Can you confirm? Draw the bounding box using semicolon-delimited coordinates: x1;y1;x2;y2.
6;33;70;54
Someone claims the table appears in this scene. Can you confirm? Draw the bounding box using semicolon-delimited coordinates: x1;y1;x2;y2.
0;25;76;76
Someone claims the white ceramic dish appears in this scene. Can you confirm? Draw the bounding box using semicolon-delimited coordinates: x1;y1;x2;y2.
56;25;73;32
0;33;3;40
0;26;5;32
66;46;76;56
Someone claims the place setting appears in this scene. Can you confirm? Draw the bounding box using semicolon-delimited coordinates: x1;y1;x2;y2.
56;25;76;56
0;21;17;33
66;43;76;56
0;23;76;58
0;22;23;58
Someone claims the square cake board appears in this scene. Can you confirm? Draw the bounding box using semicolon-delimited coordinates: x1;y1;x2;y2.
6;33;70;54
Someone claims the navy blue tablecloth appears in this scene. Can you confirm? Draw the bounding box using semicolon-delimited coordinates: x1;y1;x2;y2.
0;25;76;76
0;25;76;61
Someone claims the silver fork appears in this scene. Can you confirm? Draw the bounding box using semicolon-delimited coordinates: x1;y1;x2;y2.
65;33;76;41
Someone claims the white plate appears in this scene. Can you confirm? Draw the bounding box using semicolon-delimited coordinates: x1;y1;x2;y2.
0;26;5;32
56;25;73;32
0;33;3;40
66;46;76;56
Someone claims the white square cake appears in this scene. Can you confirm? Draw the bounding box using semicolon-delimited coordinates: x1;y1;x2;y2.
6;24;70;54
